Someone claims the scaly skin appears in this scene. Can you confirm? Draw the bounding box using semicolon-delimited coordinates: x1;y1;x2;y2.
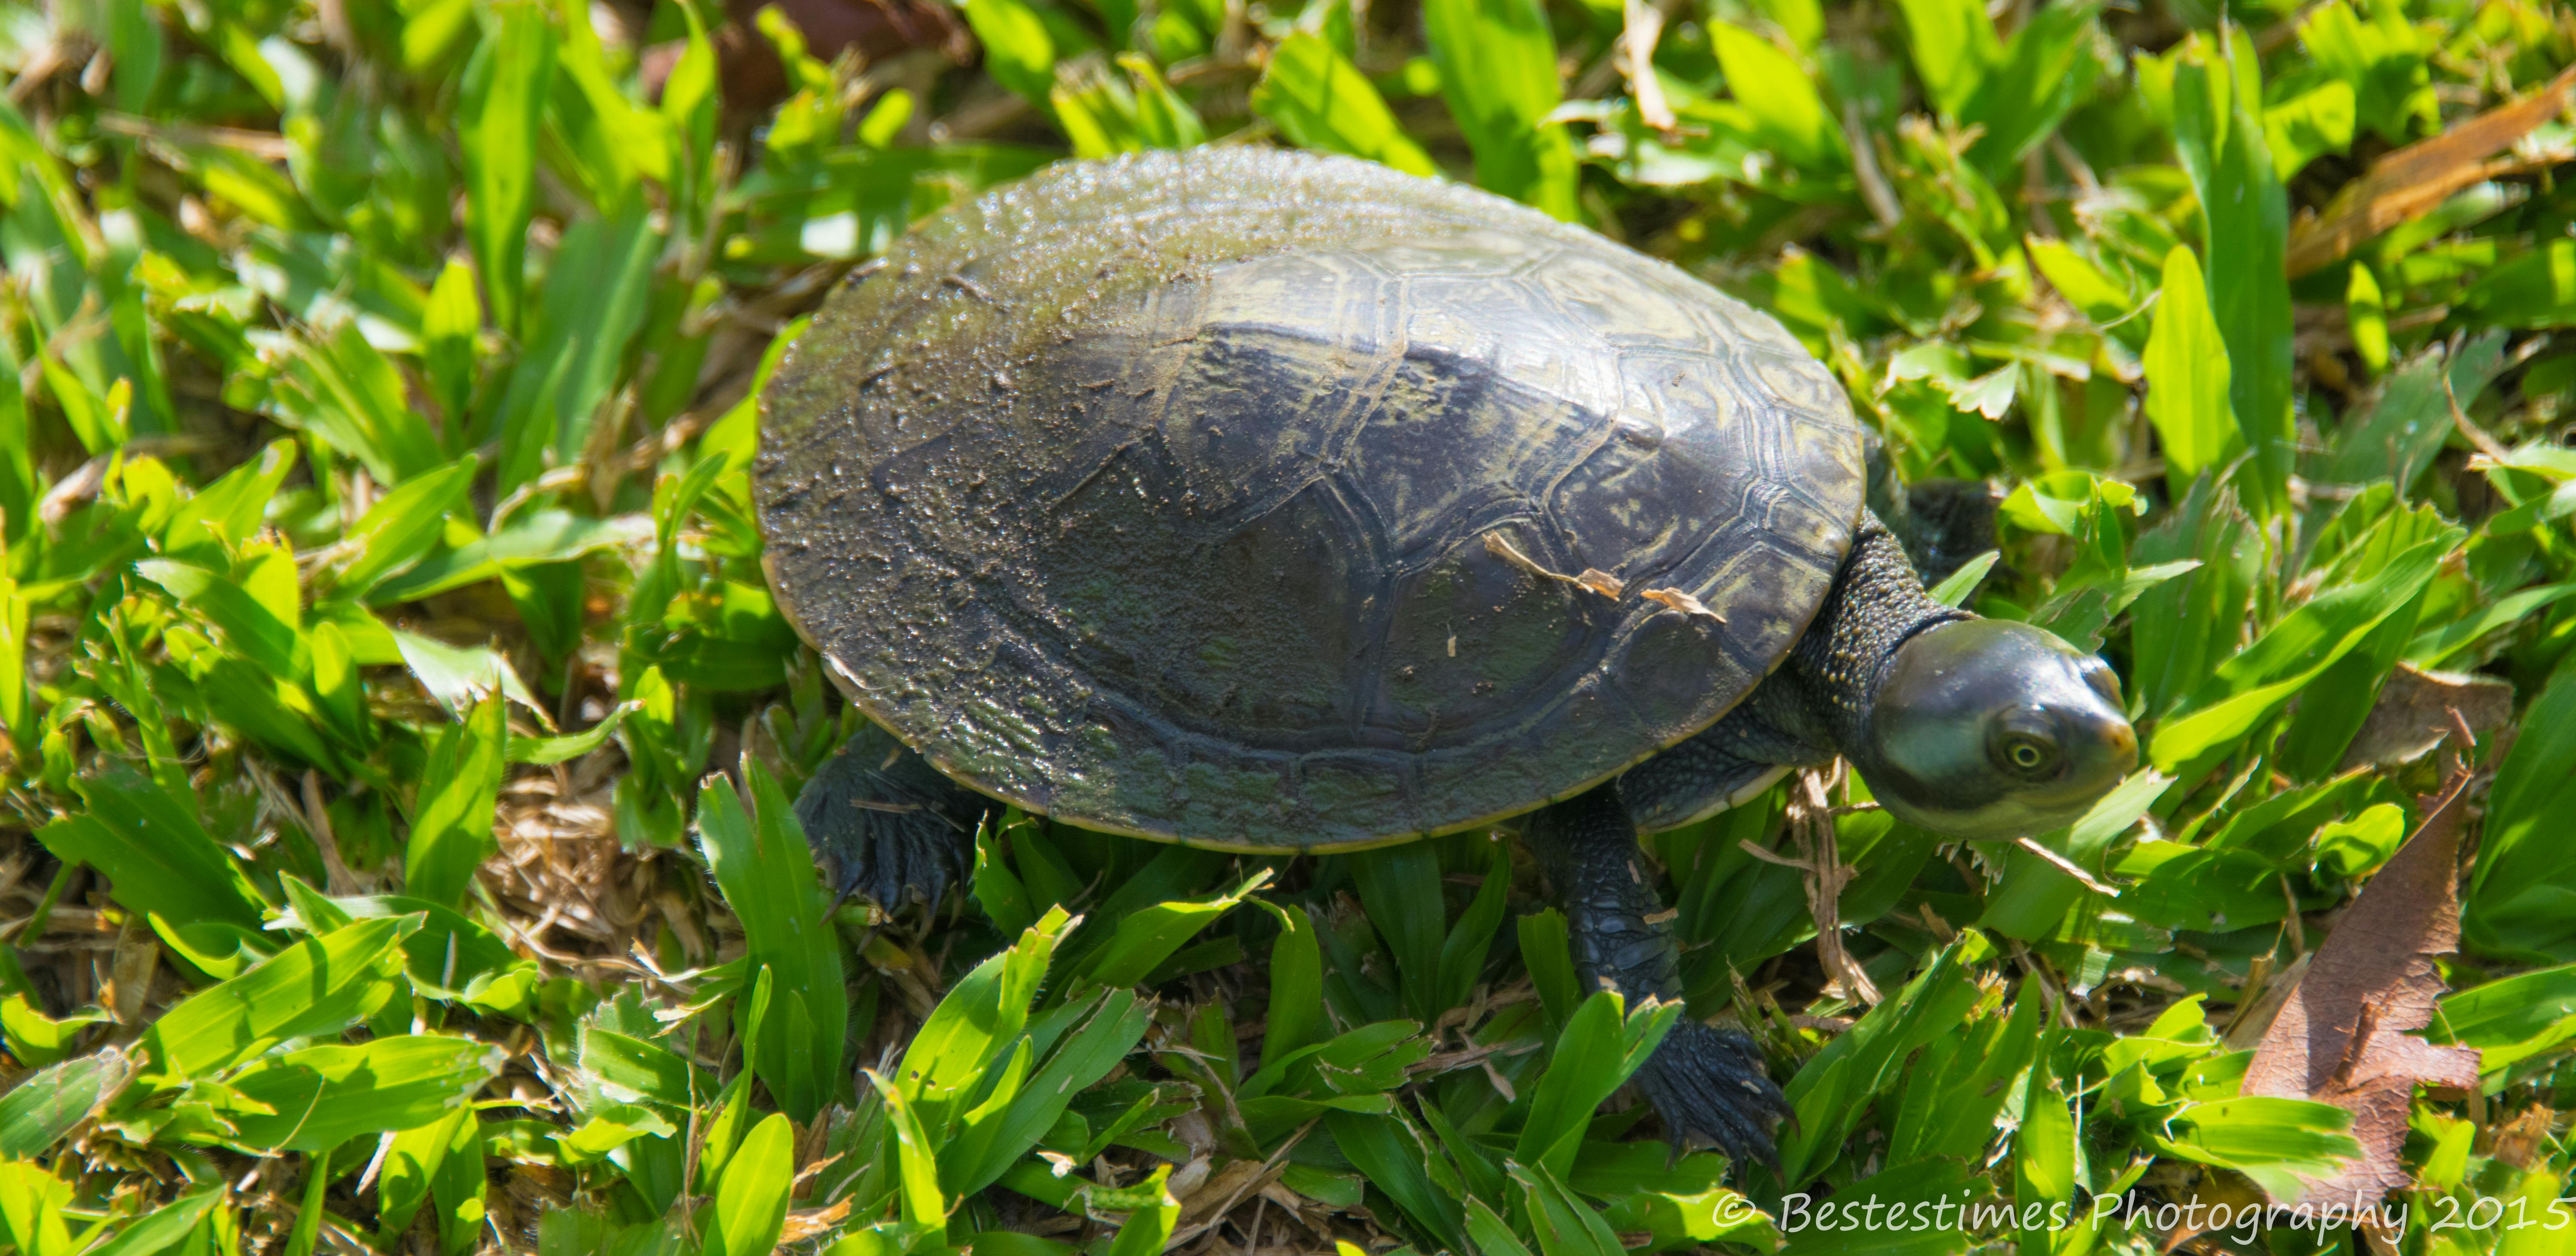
1522;786;1793;1162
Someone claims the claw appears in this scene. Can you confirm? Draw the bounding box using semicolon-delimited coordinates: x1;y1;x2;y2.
1634;1018;1789;1168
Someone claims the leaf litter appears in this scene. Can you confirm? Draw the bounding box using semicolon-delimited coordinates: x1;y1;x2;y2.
2240;758;2485;1208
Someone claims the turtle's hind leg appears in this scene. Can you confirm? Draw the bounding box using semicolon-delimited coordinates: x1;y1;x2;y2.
796;724;997;913
1524;786;1791;1166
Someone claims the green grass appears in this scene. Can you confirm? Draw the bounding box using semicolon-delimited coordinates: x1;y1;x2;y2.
0;0;2574;1249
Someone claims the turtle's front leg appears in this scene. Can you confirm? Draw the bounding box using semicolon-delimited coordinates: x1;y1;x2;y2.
796;724;997;913
1524;786;1790;1165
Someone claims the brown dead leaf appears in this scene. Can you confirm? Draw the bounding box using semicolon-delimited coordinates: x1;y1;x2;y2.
2336;665;2514;771
1639;585;1728;624
778;1198;853;1244
1788;769;1879;1005
2488;1104;2555;1170
2240;764;2484;1207
1482;532;1624;597
2285;64;2576;278
1620;0;1677;134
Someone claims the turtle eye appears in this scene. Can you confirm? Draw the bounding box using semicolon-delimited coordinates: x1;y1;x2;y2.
1992;729;2061;776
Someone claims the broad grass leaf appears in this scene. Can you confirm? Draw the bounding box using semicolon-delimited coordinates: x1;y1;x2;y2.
326;456;480;596
1074;870;1267;989
896;908;1068;1116
963;0;1055;104
506;700;637;766
1958;0;2106;170
370;509;653;604
429;1110;488;1256
2311;334;2506;494
0;1049;132;1158
1098;1164;1177;1256
707;1112;796;1256
335;893;541;1010
0;1161;72;1256
1977;769;2167;940
0;578;27;754
2465;237;2576;327
136;556;307;682
140;915;420;1080
487;202;662;492
1887;988;2045;1164
459;0;556;335
1438;839;1512;1012
2151;538;2446;771
2467;661;2576;960
1779;944;1982;1183
1925;550;1999;607
2408;580;2576;667
1514;991;1676;1180
0;307;31;541
395;631;545;717
1348;844;1446;1020
2141;246;2237;489
2159;1097;2360;1200
421;258;481;428
269;322;446;482
0;994;106;1068
867;1072;951;1226
2264;79;2356;178
2012;1045;2082;1256
1420;0;1577;218
1256;900;1326;1065
1891;0;1999;117
404;693;507;909
43;768;266;930
82;1184;220;1256
375;1107;473;1242
2026;238;2135;327
1463;1195;1539;1256
2126;479;2262;717
1253;34;1437;175
972;822;1037;939
1508;1159;1625;1256
940;989;1152;1195
2270;585;2429;782
2168;46;2296;516
214;1036;504;1153
1326;1104;1469;1254
2435;965;2576;1070
1710;22;1843;168
694;966;769;1192
697;766;846;1122
1592;1175;1778;1249
546;1;657;211
162;438;297;560
1515;909;1581;1037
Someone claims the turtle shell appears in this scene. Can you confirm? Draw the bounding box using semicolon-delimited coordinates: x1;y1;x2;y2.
757;148;1865;852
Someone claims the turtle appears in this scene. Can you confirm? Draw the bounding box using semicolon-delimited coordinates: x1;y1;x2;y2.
754;146;2139;1162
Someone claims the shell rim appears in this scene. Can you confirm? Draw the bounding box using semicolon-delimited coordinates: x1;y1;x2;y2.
760;484;1860;851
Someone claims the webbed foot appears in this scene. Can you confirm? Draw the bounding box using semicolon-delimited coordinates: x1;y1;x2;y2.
1633;1016;1791;1166
794;725;995;912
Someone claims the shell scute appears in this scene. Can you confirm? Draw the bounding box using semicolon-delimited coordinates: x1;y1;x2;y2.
759;149;1864;850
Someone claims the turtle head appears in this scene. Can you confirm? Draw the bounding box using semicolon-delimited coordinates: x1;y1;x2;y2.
1858;619;2137;840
